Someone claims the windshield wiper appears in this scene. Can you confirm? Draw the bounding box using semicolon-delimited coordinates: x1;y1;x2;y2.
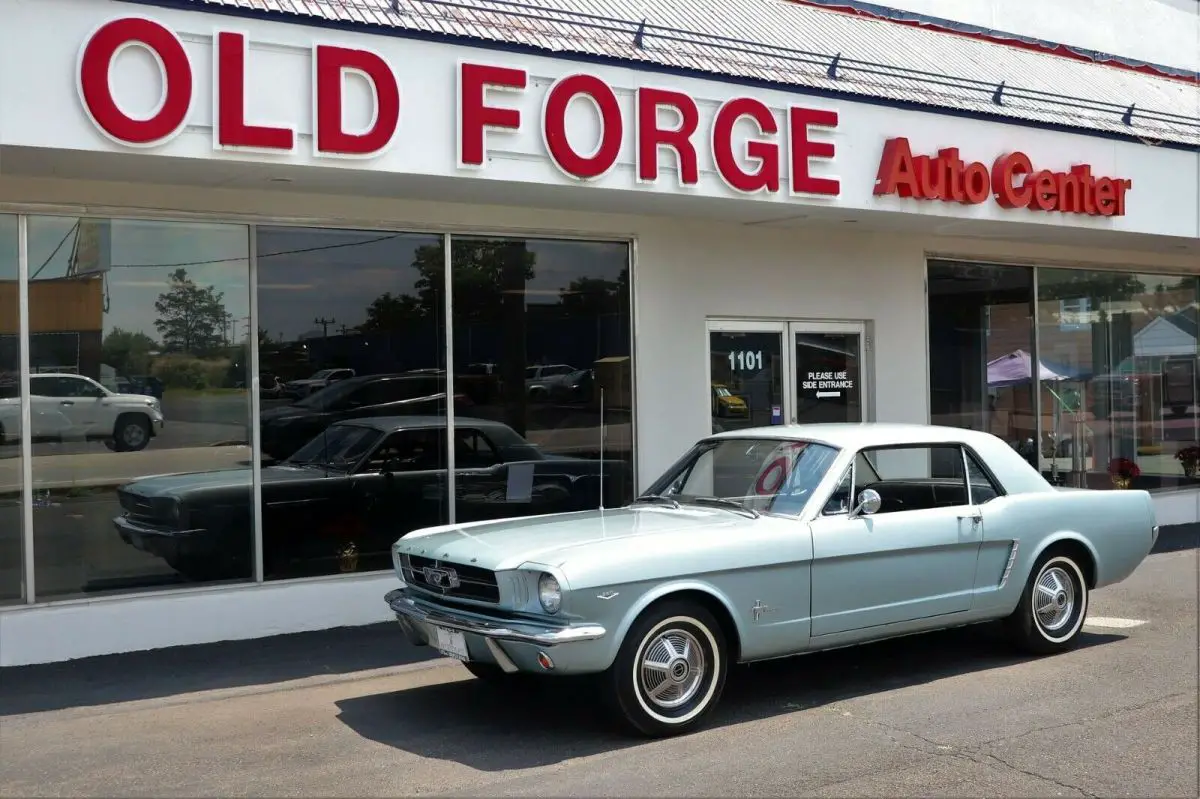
631;495;682;509
690;496;760;518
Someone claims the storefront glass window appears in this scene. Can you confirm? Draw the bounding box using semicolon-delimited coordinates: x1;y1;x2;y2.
449;236;635;519
927;260;1037;464
1036;269;1200;491
28;216;254;598
0;214;23;604
256;227;448;579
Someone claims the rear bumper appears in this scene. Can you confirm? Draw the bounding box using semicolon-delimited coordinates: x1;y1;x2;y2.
384;587;609;674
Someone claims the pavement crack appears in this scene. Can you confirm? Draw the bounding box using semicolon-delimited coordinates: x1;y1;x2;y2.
976;690;1194;747
974;750;1096;798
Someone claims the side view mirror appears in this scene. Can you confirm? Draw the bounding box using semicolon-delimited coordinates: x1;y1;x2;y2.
850;488;882;517
380;458;401;475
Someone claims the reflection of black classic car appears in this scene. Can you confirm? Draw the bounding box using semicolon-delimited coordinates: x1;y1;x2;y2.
260;373;472;460
113;416;629;581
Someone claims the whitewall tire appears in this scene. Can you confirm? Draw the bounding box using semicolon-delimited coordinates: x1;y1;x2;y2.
604;599;728;737
1005;549;1089;655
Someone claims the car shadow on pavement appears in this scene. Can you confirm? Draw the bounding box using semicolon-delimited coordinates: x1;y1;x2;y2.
0;622;437;717
333;622;1126;770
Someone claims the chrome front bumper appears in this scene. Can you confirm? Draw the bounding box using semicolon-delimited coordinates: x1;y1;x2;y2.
384;588;606;647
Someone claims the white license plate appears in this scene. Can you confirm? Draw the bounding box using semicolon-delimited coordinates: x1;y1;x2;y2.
432;625;469;661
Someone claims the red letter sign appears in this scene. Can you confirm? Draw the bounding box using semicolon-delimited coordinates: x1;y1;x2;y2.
788;107;839;196
543;74;623;180
636;87;699;185
215;31;295;151
78;17;193;145
991;151;1034;209
712;98;780;194
458;62;526;168
314;45;400;157
874;137;921;198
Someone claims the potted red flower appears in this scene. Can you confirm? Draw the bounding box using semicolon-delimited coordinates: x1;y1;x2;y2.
1107;457;1140;489
1175;445;1200;479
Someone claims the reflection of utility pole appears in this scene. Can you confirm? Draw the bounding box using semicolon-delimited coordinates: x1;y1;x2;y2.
338;324;351;335
314;316;336;338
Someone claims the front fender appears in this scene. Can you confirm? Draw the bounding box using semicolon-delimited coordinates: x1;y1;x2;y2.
596;579;744;671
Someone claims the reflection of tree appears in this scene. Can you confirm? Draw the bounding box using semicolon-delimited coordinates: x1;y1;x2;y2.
558;268;629;317
1037;273;1146;304
362;291;425;331
416;240;536;324
102;327;156;375
154;268;228;354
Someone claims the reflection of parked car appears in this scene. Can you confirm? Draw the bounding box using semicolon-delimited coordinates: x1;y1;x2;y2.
283;367;355;398
259;372;283;399
525;364;577;399
113;416;628;581
0;373;164;451
260;373;473;460
383;423;1157;738
711;382;748;417
128;375;165;400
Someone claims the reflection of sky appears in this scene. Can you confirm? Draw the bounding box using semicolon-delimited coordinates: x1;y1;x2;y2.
24;216;251;343
258;227;628;341
0;217;630;343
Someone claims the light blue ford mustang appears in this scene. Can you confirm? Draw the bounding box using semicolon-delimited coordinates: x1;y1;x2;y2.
384;423;1159;737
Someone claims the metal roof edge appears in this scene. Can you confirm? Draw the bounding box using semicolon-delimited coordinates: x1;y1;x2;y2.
114;0;1200;155
786;0;1200;84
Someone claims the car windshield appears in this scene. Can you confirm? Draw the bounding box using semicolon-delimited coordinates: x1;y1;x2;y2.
713;386;732;397
292;378;362;410
640;437;841;517
287;425;381;470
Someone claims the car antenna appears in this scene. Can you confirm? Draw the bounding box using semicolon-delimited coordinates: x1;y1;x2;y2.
599;386;605;512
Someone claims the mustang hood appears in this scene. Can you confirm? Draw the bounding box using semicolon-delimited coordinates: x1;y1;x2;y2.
120;465;325;499
395;506;740;571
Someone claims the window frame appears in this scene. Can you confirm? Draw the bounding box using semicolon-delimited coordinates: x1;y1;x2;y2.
820;440;1006;518
3;208;637;603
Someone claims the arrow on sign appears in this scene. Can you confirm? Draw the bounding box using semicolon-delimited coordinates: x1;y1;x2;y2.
816;391;842;398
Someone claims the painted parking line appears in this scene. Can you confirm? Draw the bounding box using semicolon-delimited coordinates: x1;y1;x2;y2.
1084;616;1148;629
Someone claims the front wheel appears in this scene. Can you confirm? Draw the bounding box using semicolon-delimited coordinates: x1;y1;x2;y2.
113;414;151;452
1005;549;1090;654
603;600;728;738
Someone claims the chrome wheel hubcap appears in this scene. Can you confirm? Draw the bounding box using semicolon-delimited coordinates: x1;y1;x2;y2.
1035;566;1075;631
639;628;706;709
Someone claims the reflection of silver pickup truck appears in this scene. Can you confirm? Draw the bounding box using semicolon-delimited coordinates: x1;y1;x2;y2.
282;368;356;398
0;372;164;451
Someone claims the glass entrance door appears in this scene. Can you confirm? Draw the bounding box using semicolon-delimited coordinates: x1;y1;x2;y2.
790;321;867;425
707;320;869;433
707;322;785;433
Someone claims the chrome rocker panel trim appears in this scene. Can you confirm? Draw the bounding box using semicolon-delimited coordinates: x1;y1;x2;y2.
384;588;607;646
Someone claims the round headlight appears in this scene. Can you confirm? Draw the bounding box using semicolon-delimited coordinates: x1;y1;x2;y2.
537;573;562;614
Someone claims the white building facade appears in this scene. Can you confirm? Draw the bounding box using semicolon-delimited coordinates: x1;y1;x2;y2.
0;0;1196;666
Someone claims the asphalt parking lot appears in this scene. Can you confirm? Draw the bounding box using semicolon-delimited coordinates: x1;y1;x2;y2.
1;532;1196;798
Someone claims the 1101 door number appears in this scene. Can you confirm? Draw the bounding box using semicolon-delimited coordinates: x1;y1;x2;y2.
727;350;764;371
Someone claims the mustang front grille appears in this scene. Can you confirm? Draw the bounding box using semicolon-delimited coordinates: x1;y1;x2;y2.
118;491;168;523
401;554;500;603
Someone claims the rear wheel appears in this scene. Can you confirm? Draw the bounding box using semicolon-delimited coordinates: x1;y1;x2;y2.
603;599;728;738
1005;548;1089;654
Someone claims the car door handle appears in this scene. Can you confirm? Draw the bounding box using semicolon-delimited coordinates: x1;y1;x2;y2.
958;512;982;523
59;400;74;405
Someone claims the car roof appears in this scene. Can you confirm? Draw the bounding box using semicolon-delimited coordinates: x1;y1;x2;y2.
333;415;517;434
707;422;1003;450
